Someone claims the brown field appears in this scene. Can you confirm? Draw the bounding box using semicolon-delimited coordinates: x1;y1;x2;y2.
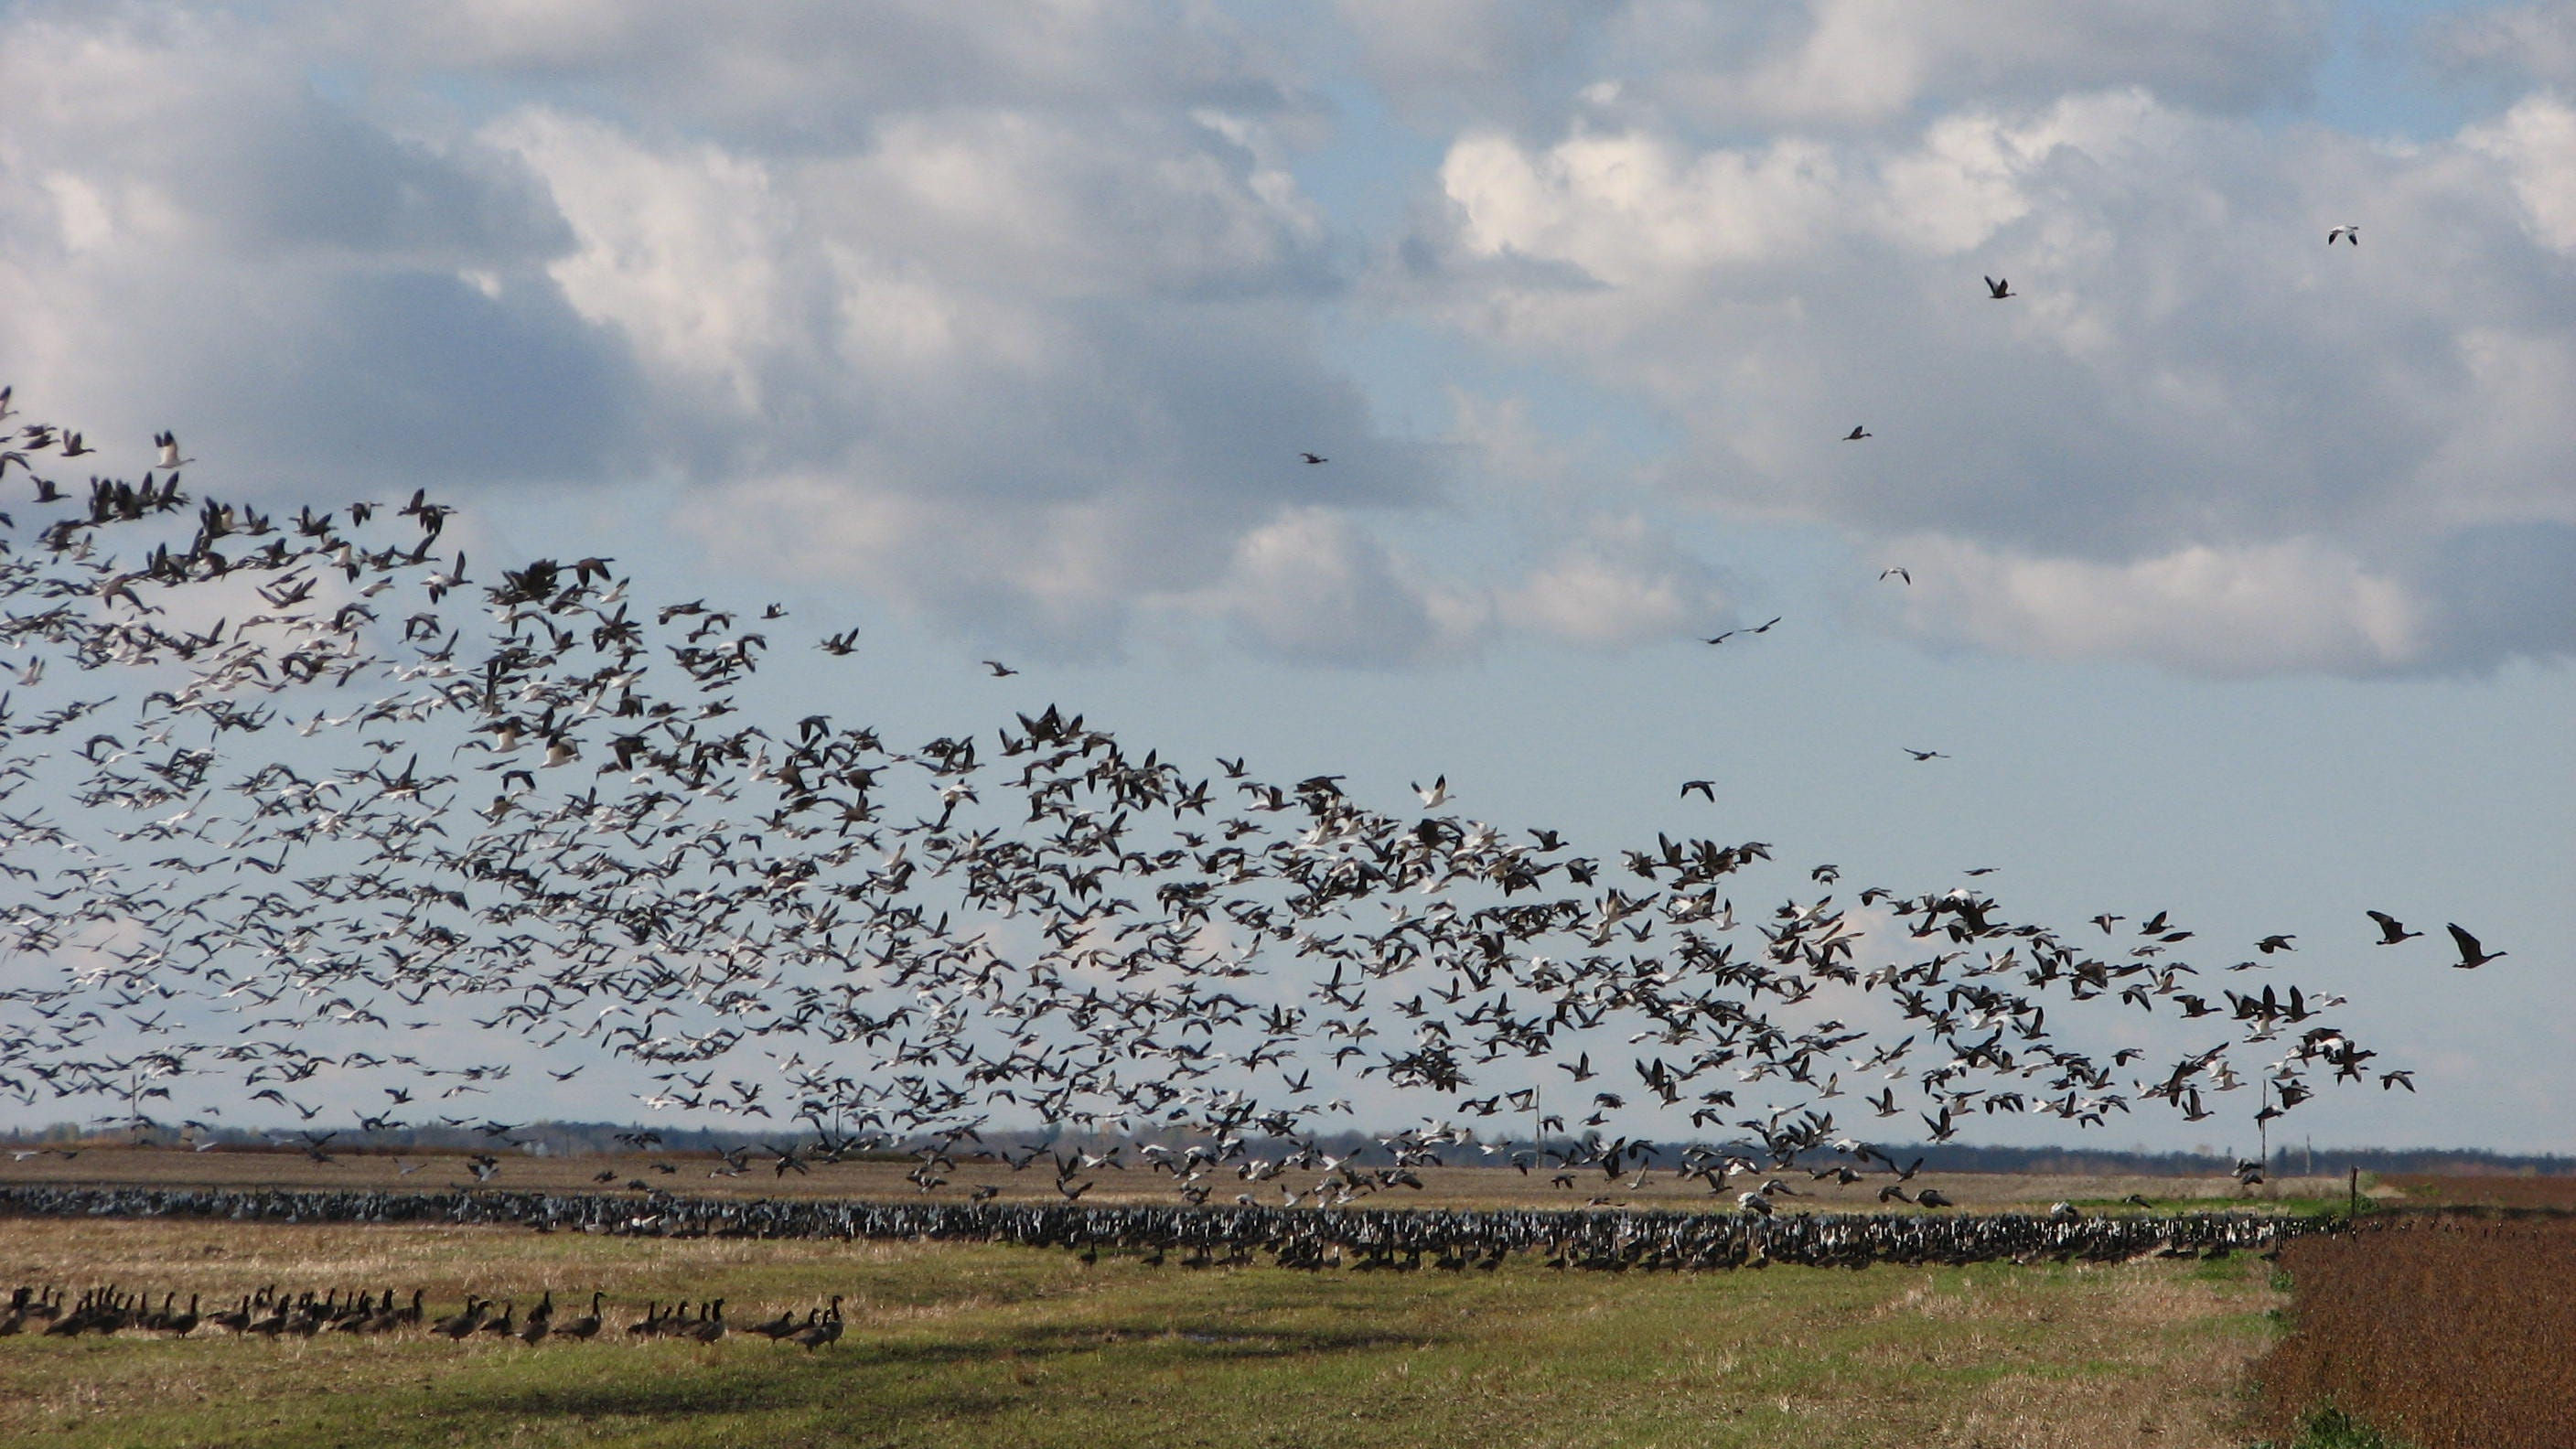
0;1145;2352;1215
2254;1217;2576;1448
2379;1172;2576;1211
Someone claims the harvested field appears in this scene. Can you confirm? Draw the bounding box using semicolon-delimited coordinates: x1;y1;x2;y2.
2379;1173;2576;1211
2254;1217;2576;1448
0;1214;2286;1449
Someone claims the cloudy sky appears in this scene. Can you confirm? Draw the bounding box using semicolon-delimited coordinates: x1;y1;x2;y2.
2;0;2568;1153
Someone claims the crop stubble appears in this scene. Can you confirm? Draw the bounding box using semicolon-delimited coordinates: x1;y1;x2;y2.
2255;1213;2576;1448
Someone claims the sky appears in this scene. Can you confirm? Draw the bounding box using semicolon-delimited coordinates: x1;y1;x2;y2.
0;0;2568;1154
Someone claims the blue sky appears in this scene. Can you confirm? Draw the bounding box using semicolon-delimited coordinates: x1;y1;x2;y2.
0;0;2568;1152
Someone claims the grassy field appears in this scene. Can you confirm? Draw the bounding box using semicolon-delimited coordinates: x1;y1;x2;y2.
0;1214;2286;1449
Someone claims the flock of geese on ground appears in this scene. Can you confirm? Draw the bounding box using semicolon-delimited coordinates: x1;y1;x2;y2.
3;1191;2297;1354
0;381;2489;1217
0;1182;2304;1280
4;1281;844;1349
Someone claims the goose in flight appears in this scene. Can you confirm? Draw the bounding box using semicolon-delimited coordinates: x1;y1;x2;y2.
982;660;1018;677
2445;923;2506;969
1983;276;2014;299
1902;748;1947;761
2327;225;2358;247
2366;910;2421;945
1843;425;1871;441
1299;453;1327;465
1879;567;1910;585
155;432;192;468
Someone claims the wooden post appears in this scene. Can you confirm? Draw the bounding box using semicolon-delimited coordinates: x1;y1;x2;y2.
2348;1165;2359;1218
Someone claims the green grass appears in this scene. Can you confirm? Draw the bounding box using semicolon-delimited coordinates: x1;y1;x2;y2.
2256;1406;2418;1449
0;1223;2287;1449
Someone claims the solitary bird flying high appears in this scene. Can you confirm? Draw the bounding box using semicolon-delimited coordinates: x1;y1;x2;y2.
2366;910;2421;945
2445;924;2506;969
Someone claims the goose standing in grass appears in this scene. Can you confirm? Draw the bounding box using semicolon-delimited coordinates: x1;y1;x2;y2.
791;1298;844;1351
519;1291;553;1345
434;1297;486;1339
555;1293;605;1341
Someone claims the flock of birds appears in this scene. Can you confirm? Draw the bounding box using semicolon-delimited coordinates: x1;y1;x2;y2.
0;351;2499;1226
0;1179;2305;1336
5;1279;846;1349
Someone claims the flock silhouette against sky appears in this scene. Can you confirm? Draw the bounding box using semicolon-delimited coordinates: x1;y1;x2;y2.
0;285;2507;1201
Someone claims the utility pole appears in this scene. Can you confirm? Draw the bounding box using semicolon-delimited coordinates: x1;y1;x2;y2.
2257;1081;2270;1174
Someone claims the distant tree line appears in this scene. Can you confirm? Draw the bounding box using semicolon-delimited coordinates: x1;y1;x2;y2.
4;1120;2569;1178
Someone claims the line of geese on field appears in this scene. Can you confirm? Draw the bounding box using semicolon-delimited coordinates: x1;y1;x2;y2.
0;1284;845;1349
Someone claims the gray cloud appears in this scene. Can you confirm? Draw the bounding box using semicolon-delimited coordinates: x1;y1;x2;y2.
3;2;2561;672
333;0;1308;143
2425;1;2576;89
1340;0;2328;134
0;8;635;491
0;4;1466;660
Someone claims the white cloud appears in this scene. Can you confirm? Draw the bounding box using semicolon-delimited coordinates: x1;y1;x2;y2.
1401;89;2576;671
1884;535;2425;675
2462;95;2576;252
1498;519;1730;647
1443;129;1850;283
1211;508;1481;665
